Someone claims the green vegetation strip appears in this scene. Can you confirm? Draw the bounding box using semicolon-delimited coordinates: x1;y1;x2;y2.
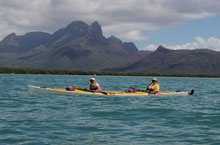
0;67;220;78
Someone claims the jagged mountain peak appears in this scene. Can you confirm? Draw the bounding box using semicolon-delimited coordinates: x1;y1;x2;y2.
7;32;17;37
51;21;105;46
90;21;102;36
107;36;123;45
91;21;100;27
155;45;171;53
123;42;138;52
0;33;20;52
107;36;138;52
3;33;18;41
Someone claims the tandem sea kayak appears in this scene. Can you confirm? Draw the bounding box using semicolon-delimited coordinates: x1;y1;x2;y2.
28;85;194;96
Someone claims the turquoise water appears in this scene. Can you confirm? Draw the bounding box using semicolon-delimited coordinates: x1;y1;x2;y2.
1;74;220;144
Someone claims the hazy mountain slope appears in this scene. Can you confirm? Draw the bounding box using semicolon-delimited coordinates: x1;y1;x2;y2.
115;46;220;74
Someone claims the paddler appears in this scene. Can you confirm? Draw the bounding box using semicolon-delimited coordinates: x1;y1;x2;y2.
89;78;101;91
146;77;160;94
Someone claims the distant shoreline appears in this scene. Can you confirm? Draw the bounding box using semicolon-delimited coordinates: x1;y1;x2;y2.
0;67;220;78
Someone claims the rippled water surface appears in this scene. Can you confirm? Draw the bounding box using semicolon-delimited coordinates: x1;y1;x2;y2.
1;74;220;144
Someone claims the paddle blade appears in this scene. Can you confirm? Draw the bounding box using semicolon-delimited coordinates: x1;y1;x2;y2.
189;89;194;95
101;92;108;95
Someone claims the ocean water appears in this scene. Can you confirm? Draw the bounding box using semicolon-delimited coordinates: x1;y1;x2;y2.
0;74;220;144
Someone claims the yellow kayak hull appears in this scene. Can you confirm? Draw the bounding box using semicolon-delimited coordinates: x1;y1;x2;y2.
28;85;194;96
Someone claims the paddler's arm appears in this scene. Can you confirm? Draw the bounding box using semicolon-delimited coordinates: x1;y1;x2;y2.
151;84;160;94
96;83;101;91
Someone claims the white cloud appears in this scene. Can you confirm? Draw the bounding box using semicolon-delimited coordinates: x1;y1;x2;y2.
118;30;149;41
143;37;220;51
1;0;220;41
143;44;158;51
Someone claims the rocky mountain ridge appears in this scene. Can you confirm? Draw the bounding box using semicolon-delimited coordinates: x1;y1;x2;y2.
0;21;150;70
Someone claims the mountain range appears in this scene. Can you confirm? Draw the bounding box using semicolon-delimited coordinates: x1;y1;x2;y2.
110;46;220;74
0;21;220;74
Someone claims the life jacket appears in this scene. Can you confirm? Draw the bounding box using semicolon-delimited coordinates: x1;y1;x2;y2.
147;83;160;92
90;83;99;90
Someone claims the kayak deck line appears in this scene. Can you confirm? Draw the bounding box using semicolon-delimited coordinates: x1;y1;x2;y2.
28;85;194;96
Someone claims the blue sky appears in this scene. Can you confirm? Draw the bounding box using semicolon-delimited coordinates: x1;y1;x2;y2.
141;15;220;45
136;14;220;50
0;0;220;51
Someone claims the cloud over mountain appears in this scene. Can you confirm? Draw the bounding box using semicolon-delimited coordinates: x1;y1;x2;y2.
1;0;220;42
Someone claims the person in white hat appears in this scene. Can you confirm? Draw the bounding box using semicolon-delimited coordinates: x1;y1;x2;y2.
146;77;160;94
89;78;101;91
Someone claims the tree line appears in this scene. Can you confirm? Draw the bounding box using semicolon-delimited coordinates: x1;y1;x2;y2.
0;67;220;78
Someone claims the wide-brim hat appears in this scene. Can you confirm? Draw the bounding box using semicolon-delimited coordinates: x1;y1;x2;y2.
152;77;157;81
